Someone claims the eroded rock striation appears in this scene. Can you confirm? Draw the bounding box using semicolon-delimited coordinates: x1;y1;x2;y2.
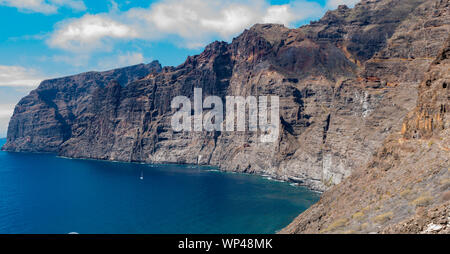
281;35;450;234
3;0;449;192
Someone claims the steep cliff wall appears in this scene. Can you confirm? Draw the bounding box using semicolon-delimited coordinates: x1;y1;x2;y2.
3;62;162;153
281;36;450;234
3;0;449;191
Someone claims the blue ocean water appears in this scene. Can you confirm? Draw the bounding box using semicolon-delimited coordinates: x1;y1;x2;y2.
0;138;319;234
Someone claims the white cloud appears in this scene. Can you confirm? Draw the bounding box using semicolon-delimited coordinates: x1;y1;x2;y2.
263;1;324;26
263;5;295;25
0;65;44;87
139;0;264;39
0;0;86;14
326;0;359;9
48;0;325;52
48;14;138;52
97;51;145;70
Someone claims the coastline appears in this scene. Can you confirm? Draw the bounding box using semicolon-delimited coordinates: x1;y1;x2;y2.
1;137;324;193
1;137;319;194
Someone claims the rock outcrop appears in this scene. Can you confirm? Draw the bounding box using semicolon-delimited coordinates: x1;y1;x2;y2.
3;0;449;192
281;35;450;234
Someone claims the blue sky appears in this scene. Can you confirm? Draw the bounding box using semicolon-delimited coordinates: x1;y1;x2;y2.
0;0;359;137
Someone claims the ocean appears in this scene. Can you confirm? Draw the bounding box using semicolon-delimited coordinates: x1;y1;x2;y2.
0;138;319;234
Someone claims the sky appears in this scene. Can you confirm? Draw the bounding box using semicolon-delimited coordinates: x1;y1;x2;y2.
0;0;360;137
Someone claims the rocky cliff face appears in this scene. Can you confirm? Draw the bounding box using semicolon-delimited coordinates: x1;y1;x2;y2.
281;35;450;234
3;0;449;192
3;62;162;153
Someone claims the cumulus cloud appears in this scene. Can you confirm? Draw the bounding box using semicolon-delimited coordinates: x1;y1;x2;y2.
137;0;264;39
326;0;360;8
0;65;44;87
263;1;324;25
0;0;86;14
48;0;325;51
48;14;139;52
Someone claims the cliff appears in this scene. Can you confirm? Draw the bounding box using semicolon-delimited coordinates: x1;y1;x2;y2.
281;35;450;234
3;0;449;192
3;62;162;153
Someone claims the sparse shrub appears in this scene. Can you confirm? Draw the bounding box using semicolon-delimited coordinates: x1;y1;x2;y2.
360;223;369;231
411;196;433;207
400;188;412;197
323;176;334;187
323;218;349;232
374;212;394;224
352;211;365;220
